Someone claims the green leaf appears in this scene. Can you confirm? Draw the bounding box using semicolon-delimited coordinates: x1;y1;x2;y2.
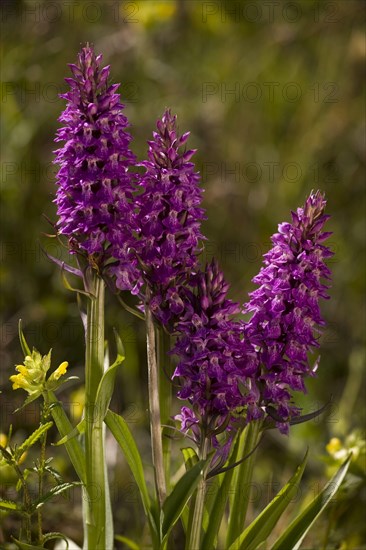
226;421;262;547
181;447;199;471
94;354;124;424
201;434;241;550
264;401;331;430
180;504;190;533
46;375;79;393
18;319;31;356
46;391;86;484
161;459;207;542
45;466;63;484
113;327;126;361
0;499;25;513
14;391;42;412
105;410;151;515
53;419;85;446
15;421;53;460
11;538;44;550
32;482;81;511
228;450;308;550
61;268;93;297
272;454;352;550
115;534;140;549
105;410;159;547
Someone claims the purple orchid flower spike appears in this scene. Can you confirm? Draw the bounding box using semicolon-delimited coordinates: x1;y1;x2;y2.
54;44;136;271
112;109;206;328
243;191;333;433
173;259;260;464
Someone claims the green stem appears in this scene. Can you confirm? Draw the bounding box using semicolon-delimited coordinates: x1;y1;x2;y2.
226;420;262;547
146;288;166;507
158;329;173;490
37;409;47;544
84;274;112;550
14;463;32;542
187;437;210;550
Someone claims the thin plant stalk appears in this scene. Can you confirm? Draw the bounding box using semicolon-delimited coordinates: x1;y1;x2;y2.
37;407;48;544
84;273;112;550
146;288;166;507
14;463;32;542
158;329;173;489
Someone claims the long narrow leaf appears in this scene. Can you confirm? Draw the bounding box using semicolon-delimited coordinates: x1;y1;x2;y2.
114;535;140;550
272;454;352;550
32;482;81;511
16;421;53;459
0;499;25;514
226;421;262;547
46;391;86;484
52;419;85;446
201;434;241;550
11;539;44;550
18;320;31;356
95;359;124;424
181;447;199;470
104;410;151;515
161;458;208;543
228;450;308;550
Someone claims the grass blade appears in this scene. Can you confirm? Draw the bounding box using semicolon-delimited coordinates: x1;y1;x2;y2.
272;454;352;550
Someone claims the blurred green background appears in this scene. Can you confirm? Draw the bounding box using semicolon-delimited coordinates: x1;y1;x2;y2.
1;0;365;548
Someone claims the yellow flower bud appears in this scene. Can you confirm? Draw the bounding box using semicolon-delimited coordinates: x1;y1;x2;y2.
53;361;69;380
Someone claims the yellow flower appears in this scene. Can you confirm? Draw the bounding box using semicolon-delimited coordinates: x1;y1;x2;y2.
53;361;68;380
326;437;342;455
0;433;7;448
10;373;30;391
15;365;28;376
10;348;70;396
